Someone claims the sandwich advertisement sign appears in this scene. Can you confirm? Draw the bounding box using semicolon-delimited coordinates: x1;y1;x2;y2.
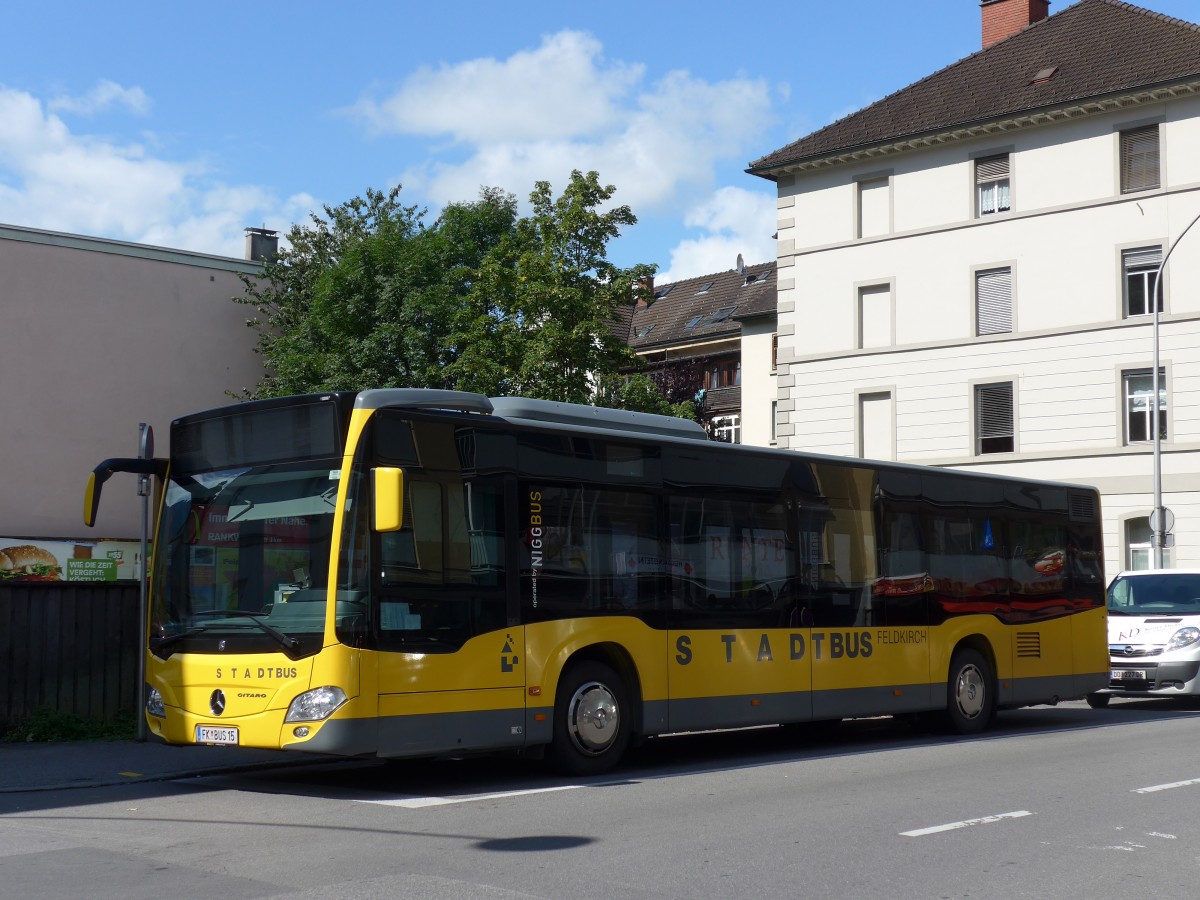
0;539;141;582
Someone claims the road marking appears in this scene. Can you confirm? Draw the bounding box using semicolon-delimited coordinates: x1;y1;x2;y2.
352;784;586;808
900;810;1033;837
1132;777;1200;794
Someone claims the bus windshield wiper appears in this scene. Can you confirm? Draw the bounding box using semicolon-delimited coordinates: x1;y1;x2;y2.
191;609;303;657
151;626;211;653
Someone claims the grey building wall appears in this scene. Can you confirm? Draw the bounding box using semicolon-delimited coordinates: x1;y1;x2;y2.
0;225;266;542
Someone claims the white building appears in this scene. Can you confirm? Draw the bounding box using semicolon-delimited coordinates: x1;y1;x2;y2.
748;0;1200;581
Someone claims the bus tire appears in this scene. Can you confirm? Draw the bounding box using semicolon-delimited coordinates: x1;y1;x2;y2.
546;661;630;776
1086;693;1110;709
945;648;994;735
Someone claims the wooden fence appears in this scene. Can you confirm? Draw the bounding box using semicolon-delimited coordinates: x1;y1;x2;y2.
0;582;140;728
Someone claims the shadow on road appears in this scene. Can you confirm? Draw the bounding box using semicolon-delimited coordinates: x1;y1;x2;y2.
177;695;1200;800
3;696;1196;815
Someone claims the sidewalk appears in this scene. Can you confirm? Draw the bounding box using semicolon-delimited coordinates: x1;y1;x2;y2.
0;738;329;793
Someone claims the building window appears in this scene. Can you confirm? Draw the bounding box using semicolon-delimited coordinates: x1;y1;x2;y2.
711;415;741;444
1123;246;1164;317
1124;369;1167;444
770;401;778;443
771;334;778;372
1120;125;1160;193
976;154;1010;216
708;359;741;389
975;267;1012;335
975;382;1014;455
1125;517;1169;569
859;284;892;348
858;177;890;238
859;392;894;460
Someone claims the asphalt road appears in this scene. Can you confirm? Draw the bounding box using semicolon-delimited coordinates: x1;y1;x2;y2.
2;698;1199;899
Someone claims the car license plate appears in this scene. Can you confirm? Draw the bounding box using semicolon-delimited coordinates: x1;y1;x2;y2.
1112;669;1147;680
195;725;239;745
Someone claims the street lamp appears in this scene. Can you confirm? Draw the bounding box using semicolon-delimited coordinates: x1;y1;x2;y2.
1150;208;1200;567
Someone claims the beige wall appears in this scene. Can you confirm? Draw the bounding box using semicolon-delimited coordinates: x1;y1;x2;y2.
772;94;1200;583
0;227;264;542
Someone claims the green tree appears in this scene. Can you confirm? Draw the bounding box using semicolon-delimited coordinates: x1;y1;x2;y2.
445;170;657;404
234;185;517;399
594;372;697;419
234;172;688;420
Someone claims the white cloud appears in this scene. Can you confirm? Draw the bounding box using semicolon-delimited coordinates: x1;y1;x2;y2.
48;80;151;117
351;31;641;143
352;31;773;218
657;186;777;283
0;87;302;259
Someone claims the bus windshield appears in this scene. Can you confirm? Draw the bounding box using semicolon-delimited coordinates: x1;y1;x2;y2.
149;462;346;658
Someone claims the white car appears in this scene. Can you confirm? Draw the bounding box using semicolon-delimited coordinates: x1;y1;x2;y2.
1088;569;1200;708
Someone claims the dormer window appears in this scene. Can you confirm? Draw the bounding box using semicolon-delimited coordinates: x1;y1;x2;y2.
685;315;702;329
705;306;736;325
635;324;655;338
653;285;673;300
694;281;714;295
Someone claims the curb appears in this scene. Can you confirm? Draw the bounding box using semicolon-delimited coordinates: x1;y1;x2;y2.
0;753;345;795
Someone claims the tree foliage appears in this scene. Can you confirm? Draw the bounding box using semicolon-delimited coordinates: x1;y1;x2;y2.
234;171;684;418
234;186;517;398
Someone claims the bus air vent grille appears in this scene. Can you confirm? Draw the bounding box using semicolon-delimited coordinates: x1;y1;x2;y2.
1016;632;1042;659
1068;492;1097;522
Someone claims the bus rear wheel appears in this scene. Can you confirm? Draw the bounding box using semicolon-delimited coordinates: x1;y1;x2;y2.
945;648;994;735
546;661;630;776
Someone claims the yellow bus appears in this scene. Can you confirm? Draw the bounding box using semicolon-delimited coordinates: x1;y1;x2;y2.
86;389;1108;774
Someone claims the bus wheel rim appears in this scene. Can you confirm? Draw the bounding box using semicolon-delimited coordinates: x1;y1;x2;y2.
567;680;620;755
955;665;986;719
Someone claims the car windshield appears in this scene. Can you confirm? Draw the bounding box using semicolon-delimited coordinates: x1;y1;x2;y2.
1107;573;1200;616
149;462;345;655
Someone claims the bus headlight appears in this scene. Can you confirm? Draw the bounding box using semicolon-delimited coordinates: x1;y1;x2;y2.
1167;627;1200;652
146;686;166;719
285;686;348;722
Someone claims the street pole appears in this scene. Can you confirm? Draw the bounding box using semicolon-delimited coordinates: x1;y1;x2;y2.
136;423;153;741
1150;208;1200;567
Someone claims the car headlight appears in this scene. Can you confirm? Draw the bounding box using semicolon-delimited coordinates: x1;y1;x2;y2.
1167;627;1200;652
146;685;166;719
285;686;348;722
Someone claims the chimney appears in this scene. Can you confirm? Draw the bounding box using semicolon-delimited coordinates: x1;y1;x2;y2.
244;227;279;262
637;275;653;308
981;0;1049;49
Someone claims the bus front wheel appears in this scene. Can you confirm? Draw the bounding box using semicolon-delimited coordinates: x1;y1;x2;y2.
1086;693;1110;709
945;648;994;735
546;661;630;776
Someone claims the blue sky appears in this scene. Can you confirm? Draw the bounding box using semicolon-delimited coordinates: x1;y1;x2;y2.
1;0;1196;282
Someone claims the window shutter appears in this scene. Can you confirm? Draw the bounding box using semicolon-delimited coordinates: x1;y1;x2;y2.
976;268;1012;335
976;154;1009;183
1123;246;1162;270
1121;125;1160;193
976;383;1014;454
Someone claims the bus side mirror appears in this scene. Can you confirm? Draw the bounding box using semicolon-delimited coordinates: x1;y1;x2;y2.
84;457;167;527
372;467;404;532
